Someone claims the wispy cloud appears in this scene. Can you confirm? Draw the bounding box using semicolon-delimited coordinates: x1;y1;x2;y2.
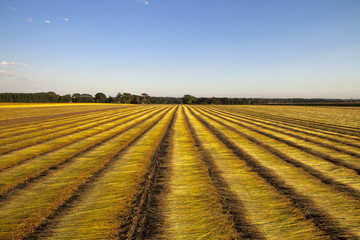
1;61;28;68
0;70;16;77
44;69;56;73
26;18;35;23
0;70;37;83
137;0;149;5
45;20;51;24
64;18;69;22
7;7;16;11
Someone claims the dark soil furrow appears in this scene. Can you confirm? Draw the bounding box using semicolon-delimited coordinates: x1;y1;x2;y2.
207;106;360;149
120;106;177;240
219;107;360;134
23;107;172;240
184;107;263;239
0;107;137;142
0;107;166;200
0;108;146;155
212;106;360;139
0;107;161;173
196;108;360;201
198;107;360;175
189;107;358;240
0;105;134;127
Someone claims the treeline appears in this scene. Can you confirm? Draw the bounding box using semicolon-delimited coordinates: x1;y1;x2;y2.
0;92;180;104
0;92;359;105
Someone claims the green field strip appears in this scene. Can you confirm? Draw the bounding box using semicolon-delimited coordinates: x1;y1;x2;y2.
199;107;360;174
0;106;170;240
190;107;360;238
207;106;360;149
196;107;360;199
0;108;145;154
39;106;176;240
0;107;133;141
209;106;360;145
184;107;327;239
0;106;135;137
0;107;167;199
0;106;163;172
154;107;240;240
213;106;360;137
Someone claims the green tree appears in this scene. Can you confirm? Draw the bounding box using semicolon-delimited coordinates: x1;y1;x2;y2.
95;92;107;103
47;91;59;103
182;94;197;104
122;93;133;104
141;93;149;104
116;92;122;103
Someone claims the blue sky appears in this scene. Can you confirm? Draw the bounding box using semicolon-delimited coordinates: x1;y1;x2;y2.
1;0;359;98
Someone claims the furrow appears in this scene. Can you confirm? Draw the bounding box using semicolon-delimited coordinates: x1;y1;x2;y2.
0;107;143;154
0;106;161;171
198;107;360;174
215;106;360;136
151;107;240;239
0;107;165;199
0;106;135;143
189;107;360;239
213;106;360;140
0;107;125;138
0;105;132;128
184;106;327;239
195;107;360;200
0;106;169;240
30;106;176;240
207;106;360;149
117;106;177;240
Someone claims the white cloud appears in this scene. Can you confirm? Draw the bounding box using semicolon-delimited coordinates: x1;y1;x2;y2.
0;70;37;83
0;70;16;77
137;0;149;5
1;61;28;68
45;20;51;23
44;69;56;73
7;7;16;11
64;18;69;21
26;18;34;23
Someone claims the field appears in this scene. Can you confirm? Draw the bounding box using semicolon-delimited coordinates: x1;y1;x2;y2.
0;103;359;239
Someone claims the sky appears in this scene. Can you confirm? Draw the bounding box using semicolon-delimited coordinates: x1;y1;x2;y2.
1;0;359;98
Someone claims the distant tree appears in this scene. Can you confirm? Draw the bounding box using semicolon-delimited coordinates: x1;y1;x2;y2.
95;92;107;103
141;93;149;104
47;91;59;103
115;92;122;103
134;95;141;104
108;96;114;103
182;94;197;104
210;97;222;105
72;93;81;102
122;93;133;104
59;94;72;103
81;94;95;103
